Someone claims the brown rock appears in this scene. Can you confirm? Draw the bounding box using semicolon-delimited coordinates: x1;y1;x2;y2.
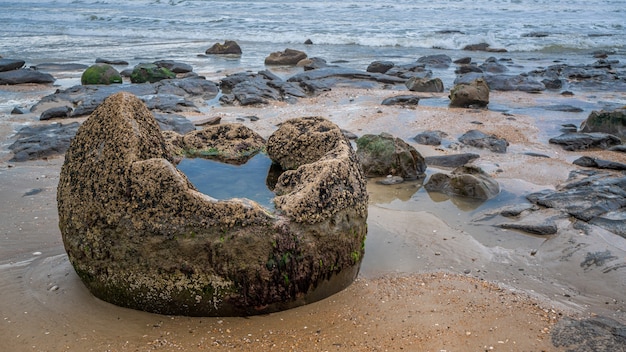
449;78;490;108
264;48;308;65
205;40;242;55
58;95;367;316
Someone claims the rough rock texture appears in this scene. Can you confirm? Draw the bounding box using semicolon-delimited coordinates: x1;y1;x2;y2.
268;117;369;224
527;170;626;226
356;133;426;180
264;49;307;66
449;78;490;107
81;63;123;85
176;123;266;164
580;108;626;139
206;40;242;55
424;165;500;200
381;95;420;106
573;156;626;171
0;58;25;71
57;94;367;316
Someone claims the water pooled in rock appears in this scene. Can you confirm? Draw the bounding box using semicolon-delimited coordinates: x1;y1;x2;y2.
177;153;276;209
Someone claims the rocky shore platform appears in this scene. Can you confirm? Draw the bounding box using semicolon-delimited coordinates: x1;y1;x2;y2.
1;51;625;350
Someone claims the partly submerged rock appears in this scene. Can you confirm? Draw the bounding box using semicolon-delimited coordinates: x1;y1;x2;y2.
206;40;242;55
178;123;266;164
413;130;448;146
57;93;367;316
573;156;626;171
424;153;480;168
424;165;500;200
356;133;426;180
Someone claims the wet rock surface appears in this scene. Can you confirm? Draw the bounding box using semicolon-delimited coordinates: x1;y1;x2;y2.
356;132;426;180
551;316;626;352
549;132;622;151
57;93;368;316
525;170;626;238
8;122;81;162
424;165;500;200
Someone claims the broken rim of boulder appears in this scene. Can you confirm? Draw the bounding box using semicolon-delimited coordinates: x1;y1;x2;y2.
57;94;368;316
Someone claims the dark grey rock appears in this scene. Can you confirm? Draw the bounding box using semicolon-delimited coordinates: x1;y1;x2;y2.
484;74;545;92
417;54;452;69
40;106;73;120
413;130;448;146
580;107;626;139
573;156;626;170
96;58;129;66
479;57;508;73
381;95;420;106
499;219;558;235
424;153;480;168
0;58;25;72
154;60;193;74
153;113;196;134
551;316;626;352
367;60;395;74
453;57;472;65
8;122;81;161
549;132;622;151
34;63;89;71
0;68;55;84
458;130;508;153
527;171;626;222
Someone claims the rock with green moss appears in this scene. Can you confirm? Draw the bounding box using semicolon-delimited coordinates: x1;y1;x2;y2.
130;63;176;83
57;93;368;316
81;63;122;85
356;132;426;180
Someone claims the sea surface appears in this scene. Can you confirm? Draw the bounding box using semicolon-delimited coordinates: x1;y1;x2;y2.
1;0;625;75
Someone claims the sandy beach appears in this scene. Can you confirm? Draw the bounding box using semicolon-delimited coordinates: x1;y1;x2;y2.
1;79;625;351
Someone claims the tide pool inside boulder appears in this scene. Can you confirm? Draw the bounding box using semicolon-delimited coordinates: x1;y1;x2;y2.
177;153;276;209
57;93;368;316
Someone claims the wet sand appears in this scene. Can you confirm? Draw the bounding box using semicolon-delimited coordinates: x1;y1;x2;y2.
1;85;626;351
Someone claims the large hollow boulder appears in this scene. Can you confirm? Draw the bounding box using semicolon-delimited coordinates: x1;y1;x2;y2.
57;94;368;316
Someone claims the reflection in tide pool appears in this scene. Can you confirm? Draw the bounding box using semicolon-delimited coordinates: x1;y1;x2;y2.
177;153;276;209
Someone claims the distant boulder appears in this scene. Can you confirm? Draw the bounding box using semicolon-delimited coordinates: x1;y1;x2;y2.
458;129;508;153
206;40;242;55
264;48;307;66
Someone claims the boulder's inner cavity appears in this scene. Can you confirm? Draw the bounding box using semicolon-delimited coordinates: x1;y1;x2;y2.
177;153;277;209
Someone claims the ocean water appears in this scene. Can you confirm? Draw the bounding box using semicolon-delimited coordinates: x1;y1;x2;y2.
1;0;625;74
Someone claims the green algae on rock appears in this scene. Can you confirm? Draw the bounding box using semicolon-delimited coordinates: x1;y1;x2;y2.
57;93;368;316
81;63;123;85
130;63;176;83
